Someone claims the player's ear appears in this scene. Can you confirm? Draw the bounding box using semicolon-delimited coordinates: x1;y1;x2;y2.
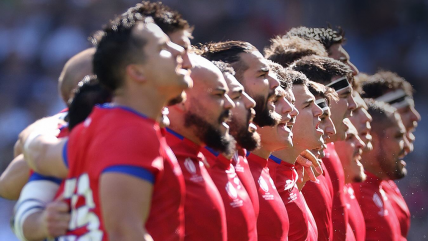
126;64;147;83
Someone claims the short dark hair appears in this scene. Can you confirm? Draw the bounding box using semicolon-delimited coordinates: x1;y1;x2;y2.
289;55;352;86
125;1;193;36
211;61;235;76
307;80;338;105
285;26;345;52
92;14;152;91
283;69;308;88
353;73;370;94
198;41;258;82
68;75;112;130
264;36;327;68
365;99;398;133
267;60;292;90
360;70;414;99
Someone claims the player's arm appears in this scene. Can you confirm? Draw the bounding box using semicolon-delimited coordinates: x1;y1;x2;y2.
12;173;68;241
22;136;68;179
0;155;30;200
100;171;154;241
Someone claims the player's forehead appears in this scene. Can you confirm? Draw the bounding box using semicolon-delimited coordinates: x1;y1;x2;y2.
241;51;269;72
224;73;243;93
284;88;295;102
168;29;191;49
136;22;169;45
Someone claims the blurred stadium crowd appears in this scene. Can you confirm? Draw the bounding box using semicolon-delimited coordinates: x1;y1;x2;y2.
0;0;427;240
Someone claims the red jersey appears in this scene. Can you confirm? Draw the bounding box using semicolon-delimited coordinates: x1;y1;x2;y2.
382;180;410;240
344;184;365;241
201;147;257;241
323;143;349;241
352;172;400;241
62;105;185;241
301;160;334;241
166;129;227;241
268;156;318;241
247;153;289;241
232;148;260;218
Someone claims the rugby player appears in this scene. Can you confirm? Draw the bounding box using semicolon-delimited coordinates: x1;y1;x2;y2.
335;119;366;241
269;69;323;241
200;40;281;221
290;55;356;241
11;2;196;240
352;100;411;241
165;55;235;241
200;60;258;241
18;13;191;241
360;70;421;239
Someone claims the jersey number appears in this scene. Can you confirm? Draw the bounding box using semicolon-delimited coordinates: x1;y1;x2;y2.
60;173;103;241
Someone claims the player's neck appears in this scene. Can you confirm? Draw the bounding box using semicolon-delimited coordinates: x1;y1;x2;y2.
251;146;271;160
112;87;167;122
272;146;302;165
361;152;387;180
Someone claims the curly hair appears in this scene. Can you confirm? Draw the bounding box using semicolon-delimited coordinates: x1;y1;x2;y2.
353;73;370;94
267;60;292;90
92;13;152;90
125;1;193;35
211;60;235;76
360;70;414;98
285;26;345;52
197;41;259;82
264;36;328;68
289;55;352;86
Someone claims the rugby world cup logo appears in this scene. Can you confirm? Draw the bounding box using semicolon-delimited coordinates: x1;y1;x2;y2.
226;182;238;199
258;177;269;192
184;158;197;174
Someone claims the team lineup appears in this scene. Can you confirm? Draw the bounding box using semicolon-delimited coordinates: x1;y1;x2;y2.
0;1;422;241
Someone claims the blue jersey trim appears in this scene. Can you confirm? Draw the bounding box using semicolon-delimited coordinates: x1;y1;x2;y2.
62;140;69;168
165;128;184;140
29;173;62;185
98;103;148;119
205;146;219;157
102;165;155;184
269;155;282;164
246;151;251;157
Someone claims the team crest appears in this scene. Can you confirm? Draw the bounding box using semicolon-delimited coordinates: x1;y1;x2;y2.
284;180;294;191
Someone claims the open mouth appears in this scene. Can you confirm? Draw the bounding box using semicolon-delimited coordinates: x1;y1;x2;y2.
315;121;323;134
286;121;295;131
278;121;292;135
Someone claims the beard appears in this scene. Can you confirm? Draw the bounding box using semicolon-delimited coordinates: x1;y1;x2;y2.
252;91;280;127
184;110;236;156
229;110;260;151
391;160;407;180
